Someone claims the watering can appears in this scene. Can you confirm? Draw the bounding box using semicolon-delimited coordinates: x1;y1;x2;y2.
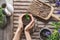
0;0;14;16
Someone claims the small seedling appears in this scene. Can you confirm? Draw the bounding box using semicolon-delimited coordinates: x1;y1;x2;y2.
25;13;30;20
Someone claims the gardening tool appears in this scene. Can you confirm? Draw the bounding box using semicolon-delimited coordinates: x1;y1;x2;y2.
1;3;14;16
0;0;14;16
28;0;60;20
13;16;23;40
4;8;12;16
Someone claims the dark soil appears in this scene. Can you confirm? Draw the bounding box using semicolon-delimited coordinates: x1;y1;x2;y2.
40;29;51;40
22;15;32;28
1;3;6;8
29;0;51;18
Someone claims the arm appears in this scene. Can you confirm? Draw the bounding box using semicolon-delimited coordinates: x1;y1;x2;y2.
13;17;23;40
24;14;34;40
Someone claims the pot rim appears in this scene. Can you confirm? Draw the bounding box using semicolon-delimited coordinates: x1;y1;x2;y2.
39;27;52;40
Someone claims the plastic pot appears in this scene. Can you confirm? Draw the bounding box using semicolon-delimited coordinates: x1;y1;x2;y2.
39;27;52;40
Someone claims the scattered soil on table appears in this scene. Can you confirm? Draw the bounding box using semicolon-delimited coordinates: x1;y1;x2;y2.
29;0;51;18
22;15;32;28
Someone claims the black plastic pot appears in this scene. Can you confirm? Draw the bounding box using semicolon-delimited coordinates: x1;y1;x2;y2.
39;27;52;40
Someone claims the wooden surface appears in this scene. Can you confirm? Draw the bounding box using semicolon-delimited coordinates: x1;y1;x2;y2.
0;17;13;40
13;0;60;40
0;0;60;40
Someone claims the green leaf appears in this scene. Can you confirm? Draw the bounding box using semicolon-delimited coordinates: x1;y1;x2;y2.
25;13;30;20
0;7;5;28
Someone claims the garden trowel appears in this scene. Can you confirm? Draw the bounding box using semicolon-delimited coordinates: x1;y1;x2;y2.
28;0;60;20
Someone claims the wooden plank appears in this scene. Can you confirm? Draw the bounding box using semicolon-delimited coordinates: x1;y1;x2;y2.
14;2;31;5
14;0;32;1
0;16;13;40
0;29;3;40
3;17;13;40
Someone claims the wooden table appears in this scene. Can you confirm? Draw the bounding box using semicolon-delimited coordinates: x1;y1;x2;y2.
0;0;60;40
0;17;13;40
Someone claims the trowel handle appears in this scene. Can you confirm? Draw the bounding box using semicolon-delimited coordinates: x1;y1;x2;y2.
52;14;60;21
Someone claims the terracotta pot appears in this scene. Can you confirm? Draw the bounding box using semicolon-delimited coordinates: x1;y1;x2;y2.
39;27;52;40
13;16;23;40
22;14;34;40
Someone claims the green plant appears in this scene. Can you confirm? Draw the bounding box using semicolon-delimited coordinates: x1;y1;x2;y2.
0;7;5;27
47;22;60;40
25;13;30;20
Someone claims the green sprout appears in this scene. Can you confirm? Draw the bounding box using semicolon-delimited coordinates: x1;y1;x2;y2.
25;13;30;20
